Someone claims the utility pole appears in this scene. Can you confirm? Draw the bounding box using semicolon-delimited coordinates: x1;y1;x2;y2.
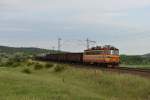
86;38;96;49
52;46;55;53
52;46;55;51
86;38;90;49
58;38;62;51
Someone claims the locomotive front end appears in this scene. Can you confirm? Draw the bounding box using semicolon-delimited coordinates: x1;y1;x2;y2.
83;45;120;67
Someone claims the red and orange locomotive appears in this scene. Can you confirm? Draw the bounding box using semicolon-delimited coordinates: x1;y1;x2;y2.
83;45;120;67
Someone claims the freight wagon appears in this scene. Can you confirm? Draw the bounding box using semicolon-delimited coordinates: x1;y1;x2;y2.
38;53;83;63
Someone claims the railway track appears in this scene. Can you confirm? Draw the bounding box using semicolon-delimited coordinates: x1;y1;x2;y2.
70;63;150;78
108;67;150;78
117;67;150;73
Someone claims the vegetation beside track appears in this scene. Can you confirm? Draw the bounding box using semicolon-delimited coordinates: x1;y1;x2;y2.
0;59;150;100
121;55;150;69
121;55;150;65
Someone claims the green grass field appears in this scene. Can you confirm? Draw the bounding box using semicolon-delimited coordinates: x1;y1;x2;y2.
0;61;150;100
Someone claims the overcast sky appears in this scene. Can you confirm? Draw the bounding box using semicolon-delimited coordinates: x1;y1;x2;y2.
0;0;150;54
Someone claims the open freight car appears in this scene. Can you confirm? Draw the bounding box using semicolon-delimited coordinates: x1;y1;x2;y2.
65;53;83;63
39;53;83;63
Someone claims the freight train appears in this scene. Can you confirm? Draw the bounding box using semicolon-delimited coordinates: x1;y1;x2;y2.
37;45;120;67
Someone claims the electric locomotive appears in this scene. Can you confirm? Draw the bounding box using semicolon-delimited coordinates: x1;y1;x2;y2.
83;45;120;67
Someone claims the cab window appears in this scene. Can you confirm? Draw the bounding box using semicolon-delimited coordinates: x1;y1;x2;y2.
109;50;119;55
84;50;104;55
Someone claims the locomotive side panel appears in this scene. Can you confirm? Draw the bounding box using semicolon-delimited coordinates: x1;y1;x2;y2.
104;55;120;64
83;55;120;66
83;55;105;63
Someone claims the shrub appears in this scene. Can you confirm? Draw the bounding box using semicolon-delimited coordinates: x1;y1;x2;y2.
54;64;65;72
0;63;4;67
22;68;31;74
5;61;14;67
45;63;53;69
27;62;34;66
13;54;28;62
12;63;20;67
0;58;2;62
34;63;43;70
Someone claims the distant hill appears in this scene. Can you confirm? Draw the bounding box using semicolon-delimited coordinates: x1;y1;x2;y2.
0;46;57;55
142;53;150;58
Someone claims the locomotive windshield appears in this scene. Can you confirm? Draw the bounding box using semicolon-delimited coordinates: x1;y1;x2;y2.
84;50;119;55
110;50;119;55
104;50;119;55
84;50;104;55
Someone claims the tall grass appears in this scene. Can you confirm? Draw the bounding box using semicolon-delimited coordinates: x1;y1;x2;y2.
54;64;65;72
22;68;32;74
45;63;54;69
0;60;149;100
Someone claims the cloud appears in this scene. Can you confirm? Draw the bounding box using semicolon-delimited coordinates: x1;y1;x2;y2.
1;0;150;12
0;0;150;54
0;27;31;32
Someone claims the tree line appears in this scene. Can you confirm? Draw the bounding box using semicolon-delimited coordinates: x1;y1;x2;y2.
121;55;150;65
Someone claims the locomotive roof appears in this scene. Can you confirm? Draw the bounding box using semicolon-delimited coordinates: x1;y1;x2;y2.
85;45;119;51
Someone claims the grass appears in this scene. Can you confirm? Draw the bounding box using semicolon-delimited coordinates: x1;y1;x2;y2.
0;61;150;100
34;63;44;70
22;68;32;74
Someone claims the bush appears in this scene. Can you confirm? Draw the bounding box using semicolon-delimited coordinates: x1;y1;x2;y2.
0;63;4;67
5;61;14;67
12;63;20;67
13;54;28;62
27;62;34;66
54;64;65;72
45;63;53;69
0;58;2;62
34;63;43;70
22;68;31;74
3;59;21;67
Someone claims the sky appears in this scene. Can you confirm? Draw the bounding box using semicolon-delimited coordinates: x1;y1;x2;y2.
0;0;150;54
